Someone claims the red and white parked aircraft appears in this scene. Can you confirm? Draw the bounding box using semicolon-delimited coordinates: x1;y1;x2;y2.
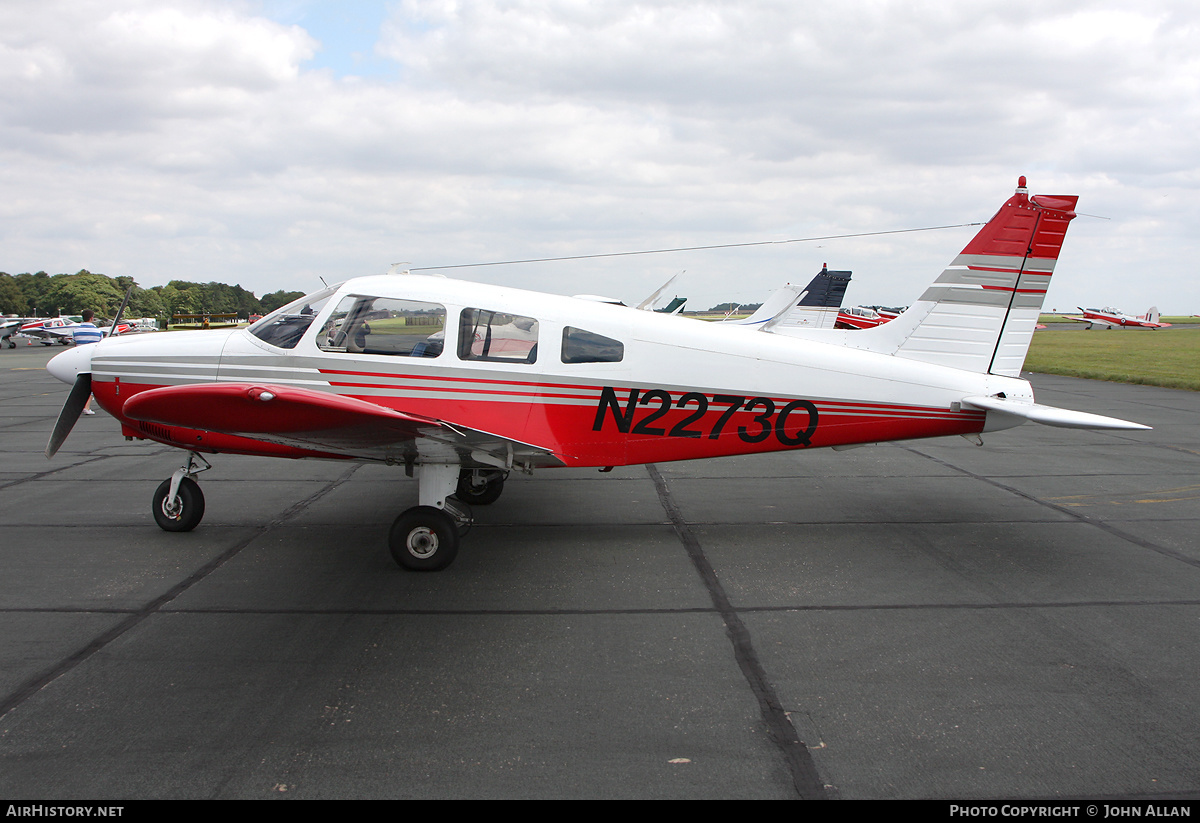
1065;306;1171;329
45;178;1148;571
18;316;82;345
835;305;889;330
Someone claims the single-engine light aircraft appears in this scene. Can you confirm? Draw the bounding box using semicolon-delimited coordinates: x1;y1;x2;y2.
19;316;83;345
45;178;1149;571
1065;306;1171;330
835;304;890;330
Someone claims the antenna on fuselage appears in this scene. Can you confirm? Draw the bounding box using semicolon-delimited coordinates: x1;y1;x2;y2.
387;262;411;275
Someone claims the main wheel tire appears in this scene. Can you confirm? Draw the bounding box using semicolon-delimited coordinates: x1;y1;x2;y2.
455;470;505;506
389;506;459;571
152;477;205;532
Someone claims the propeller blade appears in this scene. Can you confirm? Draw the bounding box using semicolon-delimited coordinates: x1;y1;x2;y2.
107;285;134;337
46;373;93;458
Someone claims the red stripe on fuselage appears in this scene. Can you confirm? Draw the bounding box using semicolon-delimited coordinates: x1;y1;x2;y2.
92;374;987;467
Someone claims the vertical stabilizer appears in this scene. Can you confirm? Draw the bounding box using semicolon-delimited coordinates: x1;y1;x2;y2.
784;265;852;330
739;265;852;330
885;178;1078;375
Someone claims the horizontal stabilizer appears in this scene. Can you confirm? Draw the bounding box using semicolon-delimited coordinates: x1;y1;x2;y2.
962;395;1150;430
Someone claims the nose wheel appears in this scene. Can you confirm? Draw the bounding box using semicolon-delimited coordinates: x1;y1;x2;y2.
152;452;210;532
152;476;205;532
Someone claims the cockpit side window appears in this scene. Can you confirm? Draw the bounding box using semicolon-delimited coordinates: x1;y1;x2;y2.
561;327;624;363
248;287;337;350
458;308;539;363
318;296;446;357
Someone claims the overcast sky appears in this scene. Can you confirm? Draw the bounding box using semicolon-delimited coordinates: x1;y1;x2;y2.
3;0;1198;312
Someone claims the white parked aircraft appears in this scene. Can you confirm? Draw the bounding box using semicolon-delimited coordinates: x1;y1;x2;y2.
732;265;851;331
46;178;1147;571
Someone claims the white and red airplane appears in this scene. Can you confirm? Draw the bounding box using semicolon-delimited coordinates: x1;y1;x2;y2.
1065;306;1171;330
20;317;136;344
835;305;889;330
18;316;83;345
45;178;1148;571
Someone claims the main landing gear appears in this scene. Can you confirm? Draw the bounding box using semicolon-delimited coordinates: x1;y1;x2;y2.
454;468;506;506
149;455;507;572
387;465;507;571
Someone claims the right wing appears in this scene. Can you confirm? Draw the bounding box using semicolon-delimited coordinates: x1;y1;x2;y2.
122;383;565;469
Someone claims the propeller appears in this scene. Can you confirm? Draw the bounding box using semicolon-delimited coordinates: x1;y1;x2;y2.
107;285;133;337
44;285;131;458
46;373;93;458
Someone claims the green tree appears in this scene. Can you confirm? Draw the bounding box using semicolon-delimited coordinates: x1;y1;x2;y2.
261;290;306;313
0;273;24;314
13;272;53;315
42;271;125;317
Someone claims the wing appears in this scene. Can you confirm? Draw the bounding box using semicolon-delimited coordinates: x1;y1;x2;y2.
122;383;565;469
1063;316;1116;328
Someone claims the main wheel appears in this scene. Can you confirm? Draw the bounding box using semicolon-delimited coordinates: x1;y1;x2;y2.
455;469;505;506
389;505;459;571
152;477;205;532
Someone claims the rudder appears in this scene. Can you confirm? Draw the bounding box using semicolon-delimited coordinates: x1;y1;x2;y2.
887;178;1078;375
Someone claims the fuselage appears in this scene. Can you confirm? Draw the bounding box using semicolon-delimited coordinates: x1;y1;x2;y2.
59;274;1029;468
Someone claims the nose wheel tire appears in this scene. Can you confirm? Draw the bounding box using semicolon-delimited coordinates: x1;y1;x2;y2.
152;477;205;532
389;506;459;571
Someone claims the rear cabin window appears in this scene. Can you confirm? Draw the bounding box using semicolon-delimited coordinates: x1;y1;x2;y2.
458;308;539;363
561;327;624;363
318;296;446;357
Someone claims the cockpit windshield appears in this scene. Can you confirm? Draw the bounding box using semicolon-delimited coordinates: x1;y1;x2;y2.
247;285;339;349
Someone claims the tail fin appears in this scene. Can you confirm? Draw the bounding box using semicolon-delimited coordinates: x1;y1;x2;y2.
871;178;1078;376
1143;307;1160;324
738;265;851;329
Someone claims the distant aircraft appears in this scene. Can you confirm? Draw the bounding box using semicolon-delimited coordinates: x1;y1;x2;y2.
732;265;852;330
1065;307;1171;330
835;305;889;330
44;178;1148;572
1;316;26;348
654;296;687;314
18;316;135;344
574;273;686;314
17;316;82;345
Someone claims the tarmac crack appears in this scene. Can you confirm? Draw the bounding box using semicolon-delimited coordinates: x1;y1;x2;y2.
0;463;362;723
646;463;827;801
902;445;1200;570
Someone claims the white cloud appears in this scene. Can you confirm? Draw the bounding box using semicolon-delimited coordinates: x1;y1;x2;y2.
0;0;1198;312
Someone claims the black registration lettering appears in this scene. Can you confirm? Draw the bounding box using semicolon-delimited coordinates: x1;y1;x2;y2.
668;392;708;438
631;389;672;435
592;387;817;447
774;399;819;446
592;386;640;433
708;395;743;440
737;397;775;443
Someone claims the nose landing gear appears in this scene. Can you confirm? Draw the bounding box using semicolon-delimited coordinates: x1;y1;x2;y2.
151;454;495;572
152;452;210;532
